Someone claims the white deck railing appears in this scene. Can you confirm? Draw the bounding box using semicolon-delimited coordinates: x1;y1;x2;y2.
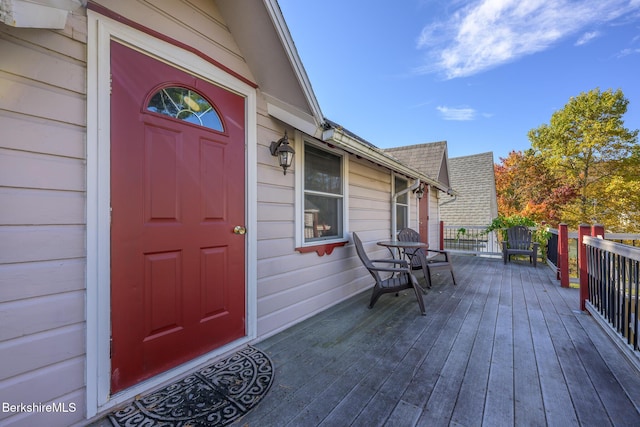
442;225;501;255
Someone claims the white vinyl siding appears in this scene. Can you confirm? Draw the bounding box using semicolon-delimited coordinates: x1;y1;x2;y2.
1;0;261;423
0;9;88;427
257;154;394;336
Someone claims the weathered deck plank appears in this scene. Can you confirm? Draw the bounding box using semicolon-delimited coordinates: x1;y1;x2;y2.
449;258;500;427
558;313;616;426
528;290;580;426
483;266;515;426
419;271;489;424
512;267;546;426
232;255;640;426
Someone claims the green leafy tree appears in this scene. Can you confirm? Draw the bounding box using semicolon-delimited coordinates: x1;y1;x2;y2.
594;150;640;231
528;88;639;229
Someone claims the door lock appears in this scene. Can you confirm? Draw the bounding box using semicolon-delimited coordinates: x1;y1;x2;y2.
233;225;246;235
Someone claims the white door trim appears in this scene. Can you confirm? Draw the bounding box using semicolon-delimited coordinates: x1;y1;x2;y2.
85;10;258;418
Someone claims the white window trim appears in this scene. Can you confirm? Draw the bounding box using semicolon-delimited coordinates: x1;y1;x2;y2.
86;11;258;417
393;174;410;231
294;132;349;248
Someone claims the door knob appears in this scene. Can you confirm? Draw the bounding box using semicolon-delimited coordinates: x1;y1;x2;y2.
233;225;246;235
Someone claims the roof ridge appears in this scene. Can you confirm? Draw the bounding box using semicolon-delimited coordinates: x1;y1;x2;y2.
384;141;447;151
449;151;494;160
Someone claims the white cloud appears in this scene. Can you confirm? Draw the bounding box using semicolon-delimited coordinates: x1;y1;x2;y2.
575;31;601;46
416;0;640;79
617;47;640;57
437;106;476;120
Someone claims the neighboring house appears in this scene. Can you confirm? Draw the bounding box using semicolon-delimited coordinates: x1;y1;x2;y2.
0;1;451;425
384;141;455;249
440;152;498;227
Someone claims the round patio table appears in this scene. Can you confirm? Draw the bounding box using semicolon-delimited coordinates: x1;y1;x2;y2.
376;240;428;260
377;239;428;250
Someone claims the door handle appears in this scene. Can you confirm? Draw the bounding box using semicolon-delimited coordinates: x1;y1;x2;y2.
233;225;246;235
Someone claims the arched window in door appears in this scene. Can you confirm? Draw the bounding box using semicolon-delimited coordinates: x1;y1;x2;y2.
147;86;224;131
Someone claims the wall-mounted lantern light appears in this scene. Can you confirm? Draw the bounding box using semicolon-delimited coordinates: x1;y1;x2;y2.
414;183;426;199
269;130;295;175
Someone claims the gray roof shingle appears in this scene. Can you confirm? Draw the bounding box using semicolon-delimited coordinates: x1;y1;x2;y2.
384;141;450;188
440;152;498;226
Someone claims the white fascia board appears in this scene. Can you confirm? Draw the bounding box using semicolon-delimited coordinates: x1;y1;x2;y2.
265;94;319;137
323;127;449;192
0;0;83;28
263;0;324;125
30;0;83;7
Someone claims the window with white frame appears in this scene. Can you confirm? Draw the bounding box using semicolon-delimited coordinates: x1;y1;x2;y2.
303;143;344;243
395;175;408;231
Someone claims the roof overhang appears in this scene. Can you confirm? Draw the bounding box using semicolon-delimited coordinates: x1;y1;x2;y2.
322;126;452;193
216;1;454;190
216;0;324;135
0;0;84;28
264;94;320;138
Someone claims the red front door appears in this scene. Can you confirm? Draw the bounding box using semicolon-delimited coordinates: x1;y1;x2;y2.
109;41;246;392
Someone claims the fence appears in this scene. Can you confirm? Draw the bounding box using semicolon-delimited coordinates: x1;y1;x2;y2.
442;225;501;255
547;229;640;284
584;236;640;353
443;222;639;268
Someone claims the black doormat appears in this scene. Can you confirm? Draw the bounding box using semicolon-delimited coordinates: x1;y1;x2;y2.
108;346;273;426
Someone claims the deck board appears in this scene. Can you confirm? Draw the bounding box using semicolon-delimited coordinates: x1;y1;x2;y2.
558;313;615;426
512;265;547;426
449;258;499;427
236;255;640;426
573;311;640;414
483;268;515;426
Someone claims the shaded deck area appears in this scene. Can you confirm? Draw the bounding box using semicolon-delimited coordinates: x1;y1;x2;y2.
235;255;640;426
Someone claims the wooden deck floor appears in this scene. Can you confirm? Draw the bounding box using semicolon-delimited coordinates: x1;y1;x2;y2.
234;255;640;427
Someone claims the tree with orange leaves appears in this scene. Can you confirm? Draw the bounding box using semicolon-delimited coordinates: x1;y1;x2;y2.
494;150;574;226
494;88;639;231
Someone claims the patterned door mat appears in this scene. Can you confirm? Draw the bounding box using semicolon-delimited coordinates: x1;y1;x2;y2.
108;346;273;426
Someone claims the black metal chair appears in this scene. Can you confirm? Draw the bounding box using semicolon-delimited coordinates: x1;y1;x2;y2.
397;228;457;289
502;225;539;267
352;232;426;316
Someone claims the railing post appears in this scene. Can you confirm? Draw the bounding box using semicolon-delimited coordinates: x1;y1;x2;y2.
588;225;605;314
592;224;605;239
439;221;444;251
559;223;569;288
579;224;591;311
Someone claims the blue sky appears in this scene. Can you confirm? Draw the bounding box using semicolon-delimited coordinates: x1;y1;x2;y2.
277;0;640;162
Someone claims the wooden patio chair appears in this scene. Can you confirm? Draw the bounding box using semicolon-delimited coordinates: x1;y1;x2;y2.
352;232;426;316
502;225;539;267
397;228;457;289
